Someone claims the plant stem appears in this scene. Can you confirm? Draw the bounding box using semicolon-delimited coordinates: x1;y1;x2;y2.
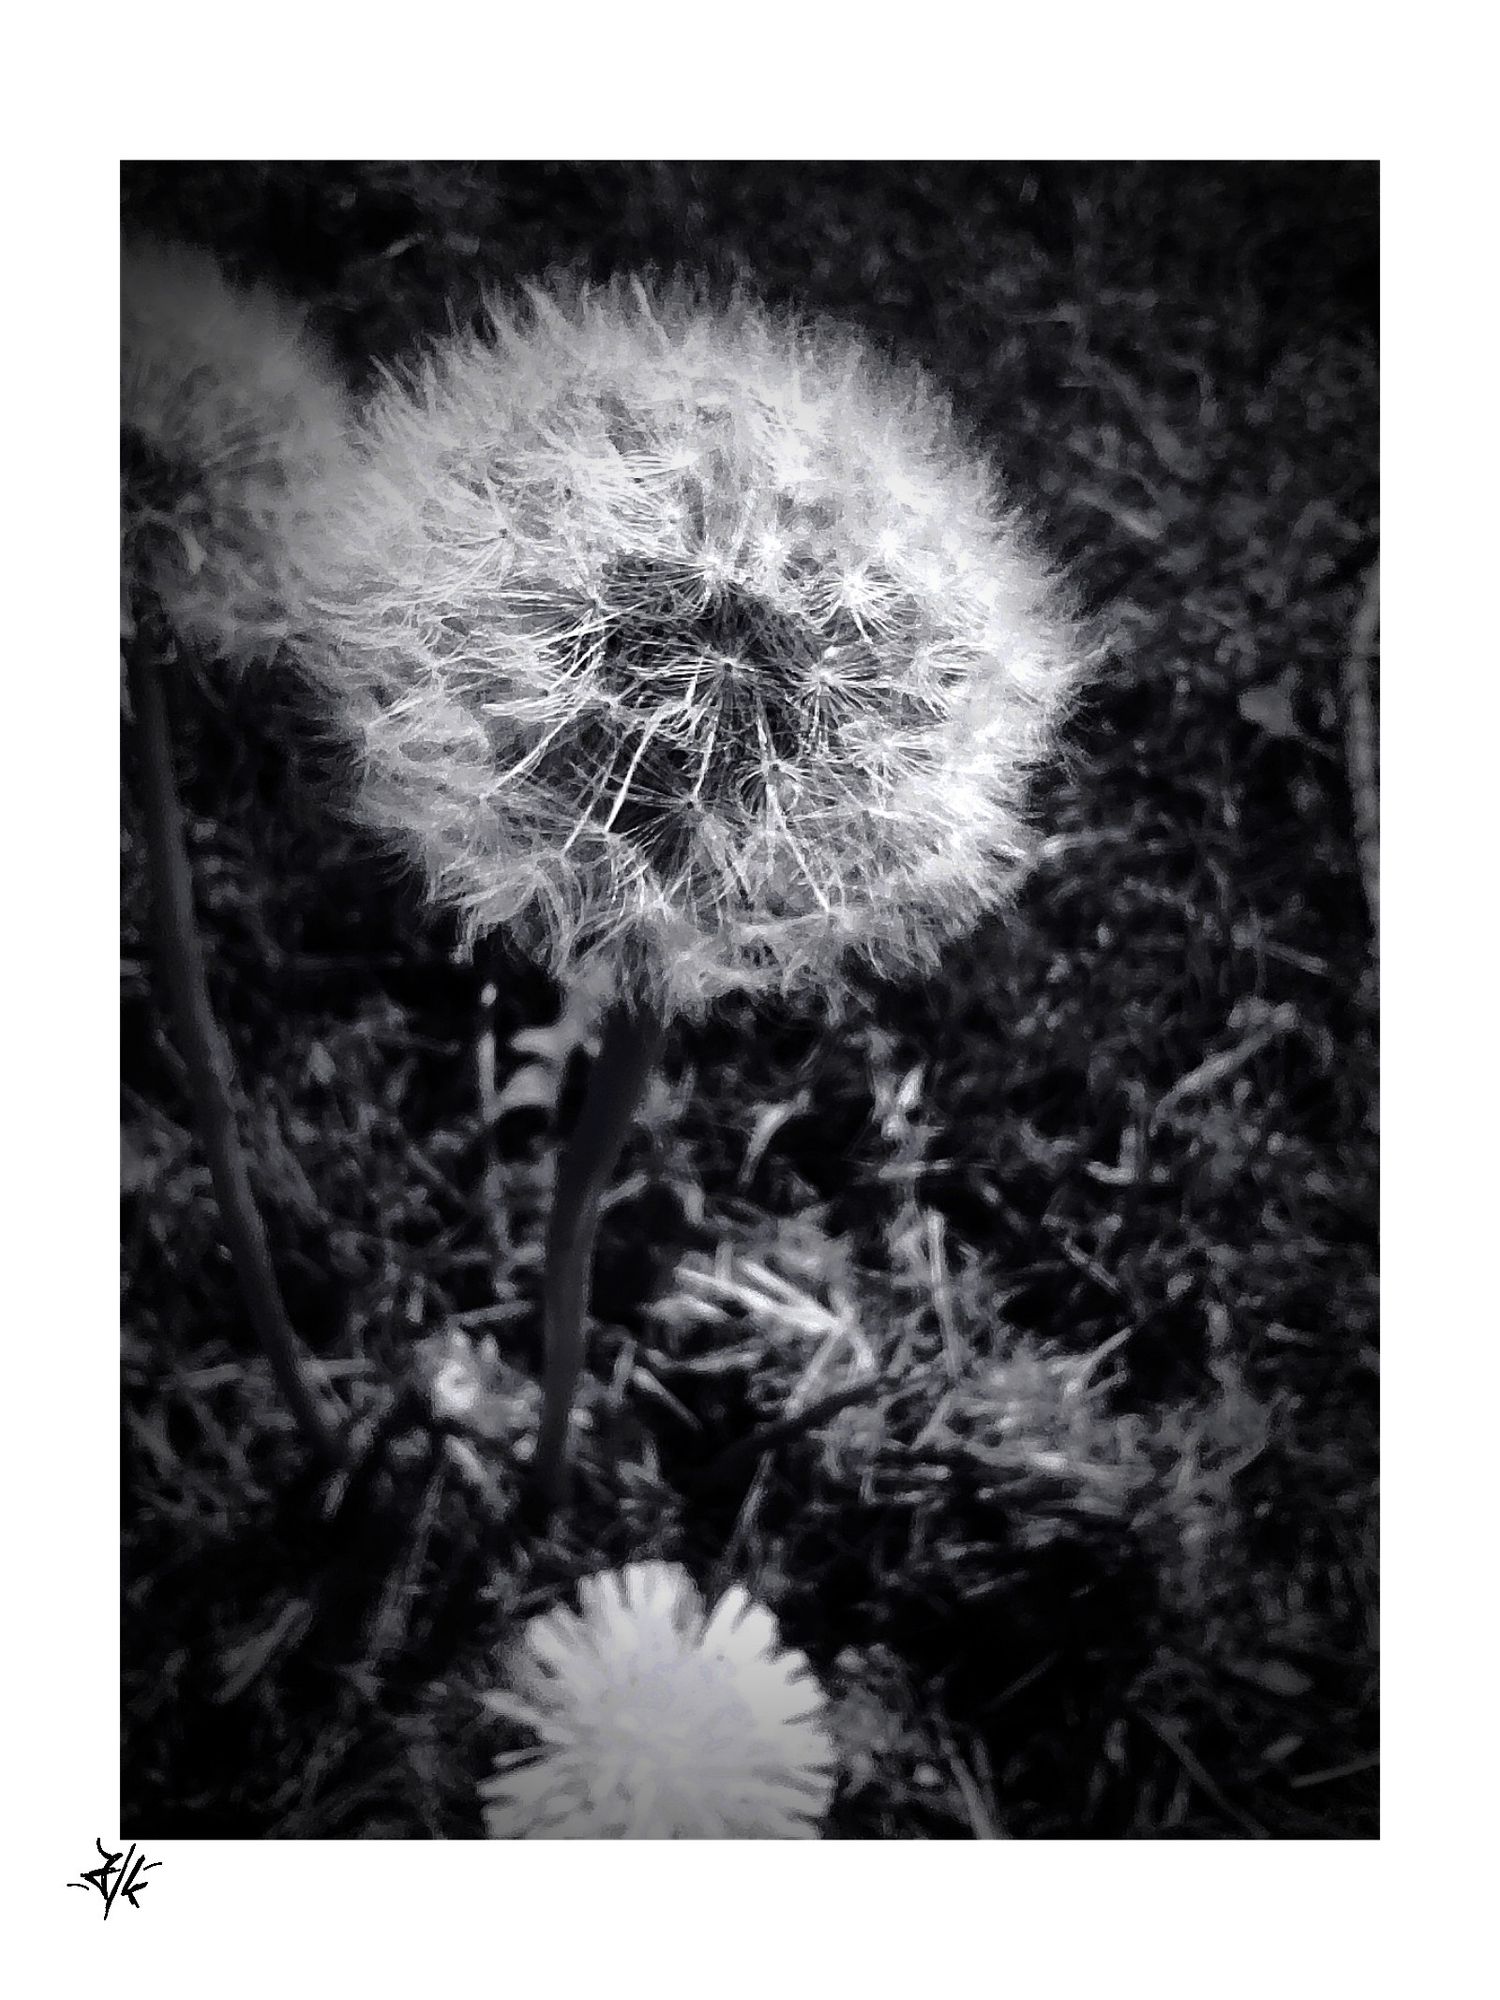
534;994;667;1511
1340;558;1380;949
473;938;510;1291
127;649;348;1469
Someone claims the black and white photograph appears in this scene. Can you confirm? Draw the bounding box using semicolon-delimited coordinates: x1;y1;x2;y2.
116;158;1380;1849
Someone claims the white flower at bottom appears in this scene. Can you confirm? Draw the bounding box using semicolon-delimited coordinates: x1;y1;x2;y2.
480;1561;837;1838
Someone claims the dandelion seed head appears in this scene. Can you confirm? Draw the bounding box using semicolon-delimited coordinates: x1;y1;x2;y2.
305;277;1087;1009
122;238;351;666
479;1561;837;1838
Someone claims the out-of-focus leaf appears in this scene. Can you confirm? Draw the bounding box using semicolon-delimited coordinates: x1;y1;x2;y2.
1238;670;1300;739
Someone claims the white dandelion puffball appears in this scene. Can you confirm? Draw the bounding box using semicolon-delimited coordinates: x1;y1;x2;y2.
122;238;351;665
479;1560;837;1838
306;279;1085;1011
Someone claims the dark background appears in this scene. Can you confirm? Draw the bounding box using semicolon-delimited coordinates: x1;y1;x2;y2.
121;162;1377;1837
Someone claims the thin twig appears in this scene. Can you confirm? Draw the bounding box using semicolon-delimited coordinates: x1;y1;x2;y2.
1134;1707;1269;1839
127;646;347;1468
699;1378;887;1489
1288;1750;1379;1791
1341;557;1380;946
532;995;667;1511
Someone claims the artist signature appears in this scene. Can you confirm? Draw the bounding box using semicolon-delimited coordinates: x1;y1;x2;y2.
67;1838;162;1918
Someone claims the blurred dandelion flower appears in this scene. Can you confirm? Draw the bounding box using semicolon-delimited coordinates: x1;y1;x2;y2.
306;278;1086;1012
122;238;350;665
479;1560;837;1837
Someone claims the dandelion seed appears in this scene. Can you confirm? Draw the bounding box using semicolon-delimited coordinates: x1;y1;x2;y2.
479;1561;837;1838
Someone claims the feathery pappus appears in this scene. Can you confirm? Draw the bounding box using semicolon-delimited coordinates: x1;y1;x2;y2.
121;237;351;666
303;277;1087;1011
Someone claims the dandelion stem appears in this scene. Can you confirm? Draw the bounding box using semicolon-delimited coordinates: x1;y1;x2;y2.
127;647;348;1469
534;994;667;1511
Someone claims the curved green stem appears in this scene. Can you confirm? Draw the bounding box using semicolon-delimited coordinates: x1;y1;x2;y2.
534;995;667;1512
127;649;348;1469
